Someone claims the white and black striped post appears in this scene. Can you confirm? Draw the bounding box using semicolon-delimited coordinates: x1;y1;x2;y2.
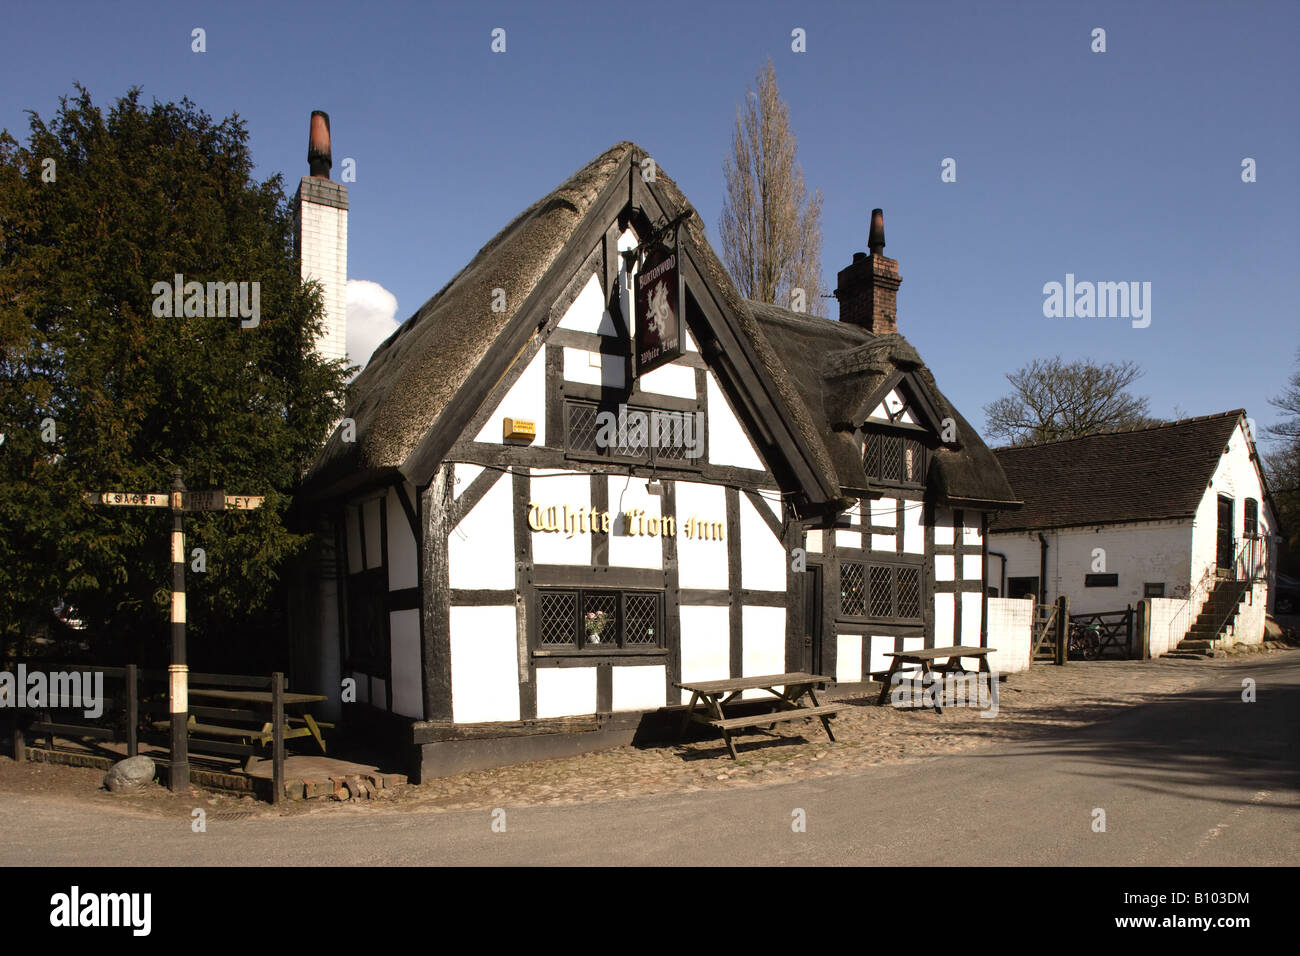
168;467;189;792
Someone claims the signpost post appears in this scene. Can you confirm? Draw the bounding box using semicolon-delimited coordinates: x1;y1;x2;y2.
84;468;264;792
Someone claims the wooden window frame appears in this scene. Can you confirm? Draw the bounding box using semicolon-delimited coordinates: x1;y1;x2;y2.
562;397;706;471
859;424;930;489
534;586;666;654
838;557;924;625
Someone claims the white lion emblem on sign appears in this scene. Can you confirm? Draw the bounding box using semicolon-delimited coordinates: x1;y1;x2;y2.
645;279;672;338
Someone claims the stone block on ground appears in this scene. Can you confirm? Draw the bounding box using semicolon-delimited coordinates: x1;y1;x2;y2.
103;755;156;793
303;777;333;799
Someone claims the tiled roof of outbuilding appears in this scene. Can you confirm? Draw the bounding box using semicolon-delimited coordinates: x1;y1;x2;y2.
989;411;1248;532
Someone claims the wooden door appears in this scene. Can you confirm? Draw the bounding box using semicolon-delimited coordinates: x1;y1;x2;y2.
803;565;824;674
1216;495;1235;572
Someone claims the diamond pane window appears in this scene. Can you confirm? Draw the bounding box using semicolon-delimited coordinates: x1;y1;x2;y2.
862;428;927;486
566;402;601;454
897;566;921;619
869;565;893;617
539;591;578;646
536;588;664;651
840;562;865;616
880;435;903;482
624;593;659;645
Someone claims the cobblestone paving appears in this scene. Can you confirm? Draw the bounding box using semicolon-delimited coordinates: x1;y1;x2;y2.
4;648;1290;820
370;650;1293;816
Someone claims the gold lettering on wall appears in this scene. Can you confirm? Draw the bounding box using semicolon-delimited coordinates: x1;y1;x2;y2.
526;503;721;540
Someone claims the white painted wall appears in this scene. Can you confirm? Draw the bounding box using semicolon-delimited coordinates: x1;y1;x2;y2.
1191;420;1273;591
386;485;418;591
985;597;1032;674
607;475;660;569
474;347;547;445
739;493;786;591
961;591;984;645
992;521;1193;615
536;667;597;718
675;481;728;589
934;508;954;546
706;372;765;470
556;272;620;336
902;500;924;554
741;605;785;698
1230;581;1268;645
868;389;917;425
934;592;955;645
450;605;520;723
562;346;625;391
837;633;863;682
449;467;515;589
679;605;729;704
1148;597;1187;657
531;472;593;567
867;636;895;680
637;361;695;399
612;665;667;712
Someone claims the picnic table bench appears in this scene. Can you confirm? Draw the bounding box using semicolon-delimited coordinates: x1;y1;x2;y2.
675;672;846;759
873;645;996;713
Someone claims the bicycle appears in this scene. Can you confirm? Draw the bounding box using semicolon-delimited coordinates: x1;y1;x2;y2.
1068;621;1103;660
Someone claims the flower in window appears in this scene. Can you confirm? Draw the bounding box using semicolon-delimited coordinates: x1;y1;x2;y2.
585;610;610;644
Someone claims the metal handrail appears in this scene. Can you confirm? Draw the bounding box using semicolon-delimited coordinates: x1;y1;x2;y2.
1166;534;1265;646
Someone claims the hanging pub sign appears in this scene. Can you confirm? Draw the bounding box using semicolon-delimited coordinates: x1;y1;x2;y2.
634;244;682;377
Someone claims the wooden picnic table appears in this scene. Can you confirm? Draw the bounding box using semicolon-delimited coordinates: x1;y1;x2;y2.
874;645;996;713
184;688;331;754
674;672;847;760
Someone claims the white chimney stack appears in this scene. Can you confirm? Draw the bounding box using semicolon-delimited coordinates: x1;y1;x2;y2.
293;110;348;365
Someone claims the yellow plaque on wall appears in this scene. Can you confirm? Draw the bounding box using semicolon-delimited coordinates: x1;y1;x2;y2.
503;418;536;442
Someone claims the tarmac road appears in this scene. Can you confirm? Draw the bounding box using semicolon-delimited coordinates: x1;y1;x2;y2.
2;655;1297;866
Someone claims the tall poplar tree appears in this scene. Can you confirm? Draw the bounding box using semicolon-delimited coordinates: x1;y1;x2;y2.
719;60;826;317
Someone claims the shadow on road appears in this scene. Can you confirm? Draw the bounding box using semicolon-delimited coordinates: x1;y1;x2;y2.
959;668;1300;809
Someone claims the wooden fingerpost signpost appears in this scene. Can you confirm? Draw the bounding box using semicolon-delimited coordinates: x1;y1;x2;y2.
84;468;264;792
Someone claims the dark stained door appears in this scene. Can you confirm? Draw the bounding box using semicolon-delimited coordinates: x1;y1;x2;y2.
803;565;824;675
1216;495;1235;572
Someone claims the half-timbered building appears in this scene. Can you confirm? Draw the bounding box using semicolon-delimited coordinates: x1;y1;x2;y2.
292;142;1019;778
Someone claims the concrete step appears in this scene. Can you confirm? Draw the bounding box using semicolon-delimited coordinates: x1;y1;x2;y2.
1178;640;1215;650
1163;651;1208;660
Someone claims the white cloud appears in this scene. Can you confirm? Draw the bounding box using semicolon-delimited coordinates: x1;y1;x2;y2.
346;279;400;375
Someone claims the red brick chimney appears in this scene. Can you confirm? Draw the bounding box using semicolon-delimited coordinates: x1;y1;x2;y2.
834;208;902;334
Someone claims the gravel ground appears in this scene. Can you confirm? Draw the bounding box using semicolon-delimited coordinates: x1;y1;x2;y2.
2;646;1293;822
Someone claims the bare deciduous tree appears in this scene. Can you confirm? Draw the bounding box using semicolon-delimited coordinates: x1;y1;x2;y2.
1265;349;1300;573
983;356;1156;446
719;60;825;317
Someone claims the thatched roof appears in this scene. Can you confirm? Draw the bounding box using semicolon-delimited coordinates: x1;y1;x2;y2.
749;304;1020;508
990;411;1249;532
306;142;632;495
303;141;1019;515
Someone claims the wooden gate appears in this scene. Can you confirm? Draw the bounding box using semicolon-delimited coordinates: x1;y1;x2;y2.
1032;602;1060;662
1068;606;1135;659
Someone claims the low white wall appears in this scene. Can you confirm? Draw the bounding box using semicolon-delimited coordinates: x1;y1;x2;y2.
986;597;1033;674
1230;582;1268;645
1148;597;1190;657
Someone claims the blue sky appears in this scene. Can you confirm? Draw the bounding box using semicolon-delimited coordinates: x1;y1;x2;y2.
3;0;1297;440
